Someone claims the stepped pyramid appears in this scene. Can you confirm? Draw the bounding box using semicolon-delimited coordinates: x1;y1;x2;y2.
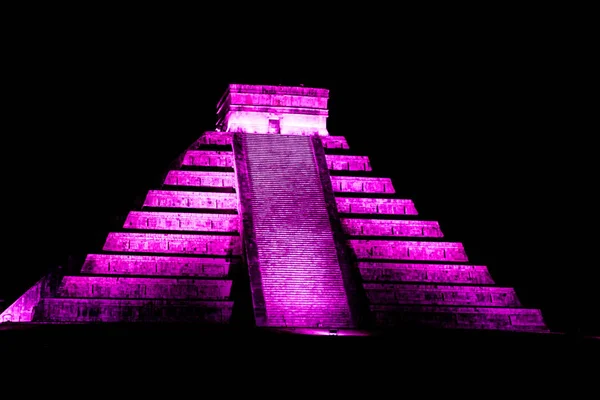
0;84;549;334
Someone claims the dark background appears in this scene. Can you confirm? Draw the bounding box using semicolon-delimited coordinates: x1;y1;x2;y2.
2;11;593;337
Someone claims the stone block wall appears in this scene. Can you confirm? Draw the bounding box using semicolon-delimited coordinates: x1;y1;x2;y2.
81;254;233;277
143;191;238;210
124;211;239;232
335;198;418;215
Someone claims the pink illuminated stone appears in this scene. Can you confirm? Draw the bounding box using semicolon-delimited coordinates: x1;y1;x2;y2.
236;133;352;328
103;232;241;255
81;254;234;277
124;211;239;232
364;284;521;306
182;150;234;167
143;190;238;209
335;198;418;215
349;239;468;261
0;277;47;322
341;219;443;237
371;305;549;332
320;136;349;149
58;276;232;300
194;131;233;146
180;151;370;171
358;262;494;284
180;151;371;172
325;155;371;171
164;171;236;188
218;84;330;136
34;298;233;323
330;176;395;193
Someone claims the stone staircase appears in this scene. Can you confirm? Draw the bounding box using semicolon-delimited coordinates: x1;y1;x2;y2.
234;133;354;328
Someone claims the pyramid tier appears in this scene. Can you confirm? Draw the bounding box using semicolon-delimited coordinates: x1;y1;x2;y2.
162;170;391;194
192;132;349;149
335;197;418;215
364;283;521;307
124;211;239;232
182;150;235;168
143;190;238;210
57;276;232;300
81;254;235;277
371;305;549;332
358;262;494;284
164;171;237;188
342;218;443;237
331;176;395;193
349;239;468;262
33;298;233;323
103;232;241;256
181;149;370;171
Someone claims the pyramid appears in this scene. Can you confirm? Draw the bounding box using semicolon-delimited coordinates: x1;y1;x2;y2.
0;83;549;334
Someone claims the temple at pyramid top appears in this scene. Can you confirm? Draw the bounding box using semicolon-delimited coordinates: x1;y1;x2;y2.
216;84;330;135
0;82;549;336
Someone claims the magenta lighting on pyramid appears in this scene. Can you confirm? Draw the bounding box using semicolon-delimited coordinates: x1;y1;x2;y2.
0;84;549;334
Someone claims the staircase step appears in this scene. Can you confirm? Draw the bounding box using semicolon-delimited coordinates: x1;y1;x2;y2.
358;262;494;284
102;232;241;256
57;276;232;300
143;190;238;210
34;298;233;323
342;219;443;237
164;170;237;188
364;283;521;307
331;176;395;193
81;254;235;277
371;305;549;332
124;211;239;232
336;197;418;215
350;239;468;262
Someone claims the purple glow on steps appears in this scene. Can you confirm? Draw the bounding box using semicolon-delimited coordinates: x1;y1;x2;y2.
358;262;494;284
34;298;233;323
364;284;521;307
371;305;549;332
124;211;239;232
182;150;234;167
103;232;241;255
81;254;234;277
234;133;353;328
331;176;395;193
321;136;349;149
143;190;238;209
194;131;233;146
0;277;47;322
164;171;237;188
192;132;349;149
341;219;443;237
335;197;418;215
326;155;371;171
57;276;232;299
164;170;393;194
182;150;370;171
350;239;468;261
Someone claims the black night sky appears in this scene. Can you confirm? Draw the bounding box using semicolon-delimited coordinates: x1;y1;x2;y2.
2;13;594;338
